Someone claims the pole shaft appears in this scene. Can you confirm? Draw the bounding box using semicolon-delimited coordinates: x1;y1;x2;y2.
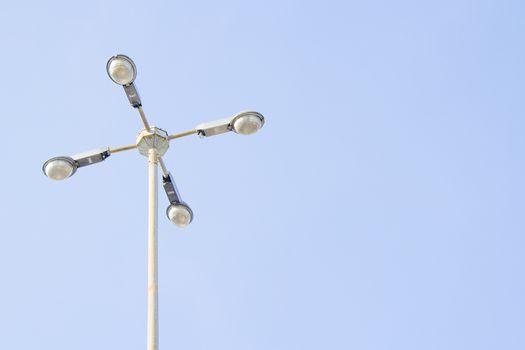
147;148;159;350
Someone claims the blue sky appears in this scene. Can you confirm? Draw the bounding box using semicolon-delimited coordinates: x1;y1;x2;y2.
0;0;524;349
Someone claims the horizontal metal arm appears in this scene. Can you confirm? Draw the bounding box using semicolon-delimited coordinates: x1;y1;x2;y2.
137;106;152;131
168;129;198;140
158;157;169;177
109;129;197;155
109;143;138;154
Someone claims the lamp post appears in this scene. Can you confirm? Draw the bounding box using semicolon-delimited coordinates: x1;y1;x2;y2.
43;54;265;350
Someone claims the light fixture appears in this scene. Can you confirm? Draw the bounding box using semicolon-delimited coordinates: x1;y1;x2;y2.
195;111;265;137
162;173;193;228
44;54;266;350
42;156;77;180
107;55;142;107
42;148;111;180
106;54;137;85
167;203;193;228
231;111;265;135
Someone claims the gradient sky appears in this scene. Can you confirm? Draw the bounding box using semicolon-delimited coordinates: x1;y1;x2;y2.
0;1;524;349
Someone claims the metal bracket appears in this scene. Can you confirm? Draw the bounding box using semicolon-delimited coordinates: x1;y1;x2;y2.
123;83;142;108
162;173;182;204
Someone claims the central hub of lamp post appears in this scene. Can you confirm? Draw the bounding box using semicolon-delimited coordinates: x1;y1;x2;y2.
42;54;266;350
136;127;170;157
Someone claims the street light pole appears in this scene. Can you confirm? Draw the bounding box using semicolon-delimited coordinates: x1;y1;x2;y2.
147;148;159;350
42;54;266;349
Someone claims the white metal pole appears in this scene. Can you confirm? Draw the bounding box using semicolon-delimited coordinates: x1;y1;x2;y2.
147;148;159;350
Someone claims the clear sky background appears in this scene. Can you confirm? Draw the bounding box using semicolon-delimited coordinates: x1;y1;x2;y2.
0;0;523;349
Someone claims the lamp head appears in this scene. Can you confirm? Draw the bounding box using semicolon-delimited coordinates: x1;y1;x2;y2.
195;111;265;137
231;111;265;135
106;54;137;85
166;202;193;228
42;156;77;180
